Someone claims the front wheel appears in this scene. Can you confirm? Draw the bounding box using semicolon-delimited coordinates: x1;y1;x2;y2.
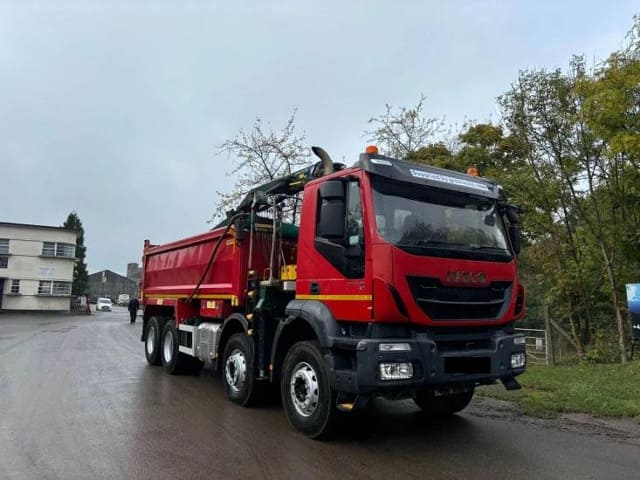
281;341;338;439
222;333;262;406
413;387;475;416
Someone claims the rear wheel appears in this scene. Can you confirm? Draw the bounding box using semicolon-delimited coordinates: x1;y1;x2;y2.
144;317;163;366
413;387;475;416
222;333;262;406
281;341;338;439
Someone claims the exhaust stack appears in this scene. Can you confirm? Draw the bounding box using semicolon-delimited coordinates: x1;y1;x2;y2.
311;146;334;176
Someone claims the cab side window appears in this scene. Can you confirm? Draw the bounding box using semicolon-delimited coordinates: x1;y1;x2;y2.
345;181;364;247
344;181;365;278
314;180;365;279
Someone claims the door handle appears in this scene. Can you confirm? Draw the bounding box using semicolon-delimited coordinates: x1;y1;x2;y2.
310;283;320;295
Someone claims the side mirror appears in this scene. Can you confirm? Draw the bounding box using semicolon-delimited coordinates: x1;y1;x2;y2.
317;180;345;242
499;203;521;255
508;224;521;255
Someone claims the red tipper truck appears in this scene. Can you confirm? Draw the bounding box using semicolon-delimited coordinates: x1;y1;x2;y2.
140;146;526;438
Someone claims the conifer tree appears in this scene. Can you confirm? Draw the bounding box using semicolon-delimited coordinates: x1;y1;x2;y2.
63;212;89;296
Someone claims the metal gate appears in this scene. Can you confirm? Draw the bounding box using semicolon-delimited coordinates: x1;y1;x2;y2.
515;327;549;366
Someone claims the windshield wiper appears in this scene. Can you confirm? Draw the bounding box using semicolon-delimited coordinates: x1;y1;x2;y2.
467;245;510;253
398;240;466;248
399;240;509;253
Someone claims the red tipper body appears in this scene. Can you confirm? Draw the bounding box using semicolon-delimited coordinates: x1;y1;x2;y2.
142;228;296;323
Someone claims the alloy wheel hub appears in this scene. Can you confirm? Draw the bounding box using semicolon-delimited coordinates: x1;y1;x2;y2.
163;331;173;363
290;362;319;417
225;350;247;393
146;325;155;355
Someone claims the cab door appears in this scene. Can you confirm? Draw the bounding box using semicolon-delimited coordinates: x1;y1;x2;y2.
296;174;372;321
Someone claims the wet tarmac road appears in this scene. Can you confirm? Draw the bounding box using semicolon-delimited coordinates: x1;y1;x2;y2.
1;309;638;480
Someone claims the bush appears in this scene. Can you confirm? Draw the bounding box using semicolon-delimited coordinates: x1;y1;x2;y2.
581;330;620;364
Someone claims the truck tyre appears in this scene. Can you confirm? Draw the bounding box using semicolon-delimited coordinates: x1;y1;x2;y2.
161;321;201;375
144;317;163;366
413;387;475;416
281;341;338;439
222;333;262;406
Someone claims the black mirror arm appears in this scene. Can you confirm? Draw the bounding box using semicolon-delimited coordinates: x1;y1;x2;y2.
499;202;521;225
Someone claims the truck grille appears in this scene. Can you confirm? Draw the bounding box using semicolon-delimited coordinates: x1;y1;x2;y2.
406;276;512;320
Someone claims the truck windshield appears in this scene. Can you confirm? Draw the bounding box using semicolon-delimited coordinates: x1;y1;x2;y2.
371;176;512;261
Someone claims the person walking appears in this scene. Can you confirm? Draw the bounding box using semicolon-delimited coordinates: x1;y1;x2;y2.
84;294;91;315
128;297;140;324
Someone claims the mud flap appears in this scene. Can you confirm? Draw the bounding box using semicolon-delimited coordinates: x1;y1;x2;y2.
501;377;522;390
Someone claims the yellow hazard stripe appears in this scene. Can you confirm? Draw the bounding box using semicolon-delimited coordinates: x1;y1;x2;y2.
144;293;238;305
295;294;372;301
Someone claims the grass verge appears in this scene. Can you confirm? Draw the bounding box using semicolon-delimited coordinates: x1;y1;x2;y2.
477;361;640;421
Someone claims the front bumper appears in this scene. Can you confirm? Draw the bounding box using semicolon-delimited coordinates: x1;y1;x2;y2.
326;330;526;395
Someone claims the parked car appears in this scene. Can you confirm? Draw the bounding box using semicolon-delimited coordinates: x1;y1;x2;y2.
96;297;113;312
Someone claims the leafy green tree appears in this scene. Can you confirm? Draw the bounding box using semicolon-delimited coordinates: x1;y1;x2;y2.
497;67;596;355
577;23;640;261
454;120;590;352
457;124;528;175
497;52;639;362
63;212;89;296
407;142;460;169
579;17;640;164
575;21;640;361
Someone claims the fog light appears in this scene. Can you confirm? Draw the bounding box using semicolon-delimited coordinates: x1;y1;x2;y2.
514;335;526;345
511;353;526;369
379;362;413;380
379;342;411;352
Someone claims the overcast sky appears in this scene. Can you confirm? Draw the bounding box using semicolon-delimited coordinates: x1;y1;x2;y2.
1;1;637;275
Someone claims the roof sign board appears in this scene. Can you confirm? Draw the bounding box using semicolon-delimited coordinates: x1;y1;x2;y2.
409;169;490;193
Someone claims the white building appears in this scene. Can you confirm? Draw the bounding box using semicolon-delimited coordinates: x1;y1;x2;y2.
0;222;78;311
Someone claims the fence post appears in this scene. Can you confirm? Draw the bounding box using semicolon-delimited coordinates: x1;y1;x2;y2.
544;306;555;366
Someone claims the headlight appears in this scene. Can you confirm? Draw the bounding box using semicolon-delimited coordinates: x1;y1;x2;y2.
511;353;526;369
379;362;413;380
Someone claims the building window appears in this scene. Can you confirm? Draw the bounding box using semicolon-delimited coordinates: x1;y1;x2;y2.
0;238;8;254
38;280;52;294
42;242;75;258
0;256;7;268
10;280;20;294
38;280;72;295
56;243;75;257
53;281;72;295
42;242;56;256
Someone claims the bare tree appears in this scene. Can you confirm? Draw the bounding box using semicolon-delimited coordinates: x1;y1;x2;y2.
213;109;310;222
366;94;445;158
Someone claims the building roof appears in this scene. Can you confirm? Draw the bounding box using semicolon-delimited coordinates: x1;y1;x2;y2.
0;221;78;235
89;269;129;280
